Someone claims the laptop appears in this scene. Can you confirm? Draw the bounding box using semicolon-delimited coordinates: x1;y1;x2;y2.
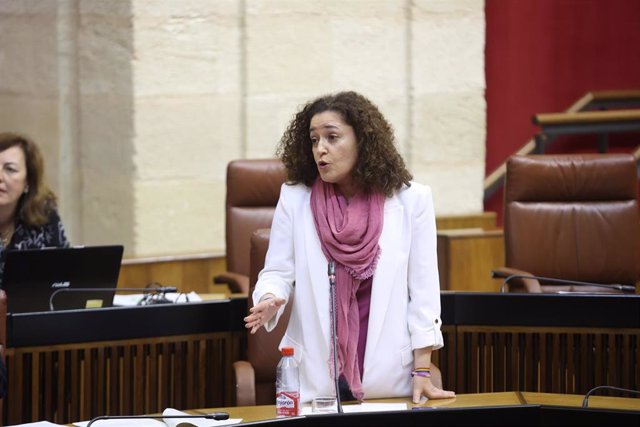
1;245;124;314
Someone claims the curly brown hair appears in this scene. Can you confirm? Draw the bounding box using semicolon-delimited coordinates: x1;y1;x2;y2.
0;132;58;227
276;91;412;197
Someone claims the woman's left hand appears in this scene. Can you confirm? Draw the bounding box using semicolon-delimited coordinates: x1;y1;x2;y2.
412;376;456;403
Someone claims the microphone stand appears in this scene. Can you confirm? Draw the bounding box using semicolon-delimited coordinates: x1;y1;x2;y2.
494;272;636;294
49;286;178;311
582;385;640;407
328;260;344;414
87;413;229;426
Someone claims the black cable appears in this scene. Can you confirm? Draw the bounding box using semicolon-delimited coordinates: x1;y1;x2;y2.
582;385;640;407
87;413;228;426
176;292;190;303
328;260;344;414
496;272;635;293
137;282;176;305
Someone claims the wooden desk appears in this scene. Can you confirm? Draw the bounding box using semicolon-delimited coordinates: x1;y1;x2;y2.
4;298;247;426
7;293;640;426
67;392;638;426
436;293;640;399
187;392;639;425
521;392;640;412
195;393;524;422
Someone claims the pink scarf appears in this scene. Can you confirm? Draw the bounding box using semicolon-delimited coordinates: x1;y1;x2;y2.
310;177;384;401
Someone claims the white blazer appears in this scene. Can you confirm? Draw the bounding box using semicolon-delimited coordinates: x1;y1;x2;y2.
253;182;444;403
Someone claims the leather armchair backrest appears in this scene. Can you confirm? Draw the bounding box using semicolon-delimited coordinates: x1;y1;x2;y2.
225;159;286;278
247;228;293;405
504;154;640;288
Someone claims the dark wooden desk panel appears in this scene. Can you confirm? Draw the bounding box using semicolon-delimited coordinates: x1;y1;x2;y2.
436;293;640;398
450;292;640;329
4;298;247;426
5;293;639;425
7;297;247;347
440;292;640;328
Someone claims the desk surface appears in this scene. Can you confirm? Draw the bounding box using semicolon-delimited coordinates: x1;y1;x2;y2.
190;392;640;423
65;392;639;426
10;294;640;425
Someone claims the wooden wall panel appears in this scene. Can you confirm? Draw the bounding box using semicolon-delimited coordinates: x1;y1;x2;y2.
437;229;505;292
436;212;498;231
118;254;227;294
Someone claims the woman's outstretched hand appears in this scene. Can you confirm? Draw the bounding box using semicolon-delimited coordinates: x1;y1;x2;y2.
412;376;456;403
244;295;286;334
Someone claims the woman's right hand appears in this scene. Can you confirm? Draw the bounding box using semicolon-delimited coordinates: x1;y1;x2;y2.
244;294;286;334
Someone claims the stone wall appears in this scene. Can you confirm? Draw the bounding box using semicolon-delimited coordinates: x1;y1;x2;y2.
0;0;485;257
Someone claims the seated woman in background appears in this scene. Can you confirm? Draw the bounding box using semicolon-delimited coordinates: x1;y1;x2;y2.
0;132;69;282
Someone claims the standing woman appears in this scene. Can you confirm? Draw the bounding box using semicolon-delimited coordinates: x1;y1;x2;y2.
244;92;455;404
0;132;69;282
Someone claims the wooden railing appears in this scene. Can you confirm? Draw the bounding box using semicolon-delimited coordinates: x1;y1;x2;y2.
484;89;640;200
532;109;640;153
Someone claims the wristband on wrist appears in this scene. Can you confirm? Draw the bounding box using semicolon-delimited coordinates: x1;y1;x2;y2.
411;368;432;378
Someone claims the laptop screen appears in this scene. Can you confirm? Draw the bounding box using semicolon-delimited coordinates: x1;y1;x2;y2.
1;245;124;314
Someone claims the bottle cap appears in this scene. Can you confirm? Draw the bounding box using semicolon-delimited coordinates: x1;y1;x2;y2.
281;347;294;356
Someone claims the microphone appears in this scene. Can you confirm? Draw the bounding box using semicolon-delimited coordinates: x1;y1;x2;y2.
137;283;179;306
492;271;636;294
87;412;229;426
582;385;640;407
328;260;344;414
49;286;178;311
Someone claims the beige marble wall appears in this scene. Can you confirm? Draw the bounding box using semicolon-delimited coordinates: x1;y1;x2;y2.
0;0;485;257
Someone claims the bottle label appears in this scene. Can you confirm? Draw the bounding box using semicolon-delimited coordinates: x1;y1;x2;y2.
276;390;300;417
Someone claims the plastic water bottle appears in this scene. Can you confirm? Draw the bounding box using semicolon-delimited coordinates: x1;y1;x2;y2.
275;346;300;417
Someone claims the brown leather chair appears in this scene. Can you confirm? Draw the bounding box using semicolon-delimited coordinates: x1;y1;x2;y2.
232;229;442;406
494;154;640;293
213;159;286;294
233;228;291;405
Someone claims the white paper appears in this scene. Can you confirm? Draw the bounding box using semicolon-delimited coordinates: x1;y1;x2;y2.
73;419;164;426
113;291;202;307
7;422;68;427
301;402;407;415
342;403;408;413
